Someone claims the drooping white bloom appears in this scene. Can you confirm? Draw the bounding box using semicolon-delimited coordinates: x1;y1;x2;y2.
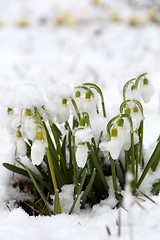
126;85;141;102
106;136;123;159
56;100;70;124
140;79;153;103
131;110;143;131
76;143;88;168
117;125;131;151
17;137;27;157
31;139;45;166
24;116;38;141
83;98;96;115
100;135;123;160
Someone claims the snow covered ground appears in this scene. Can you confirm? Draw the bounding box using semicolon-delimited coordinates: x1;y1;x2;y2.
0;0;160;239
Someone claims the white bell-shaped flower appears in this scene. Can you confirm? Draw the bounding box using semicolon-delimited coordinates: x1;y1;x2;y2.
83;90;96;115
16;131;27;157
100;126;123;160
131;105;143;131
56;99;70;124
126;85;141;102
140;78;153;103
76;143;88;168
24;109;38;141
31;131;45;166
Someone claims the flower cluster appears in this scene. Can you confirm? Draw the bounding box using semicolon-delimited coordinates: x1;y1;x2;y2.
4;73;159;217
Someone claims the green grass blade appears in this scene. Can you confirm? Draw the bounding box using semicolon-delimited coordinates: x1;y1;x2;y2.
87;142;109;193
15;159;53;193
80;168;96;208
133;140;160;193
69;170;87;214
24;165;53;216
3;163;29;178
54;189;60;215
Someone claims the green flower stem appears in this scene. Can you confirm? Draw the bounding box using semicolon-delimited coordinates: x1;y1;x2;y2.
82;83;107;117
130;132;135;184
71;98;81;121
135;143;139;184
46;147;61;214
138;121;143;165
110;155;119;200
135;73;147;88
71;135;78;194
122;78;136;101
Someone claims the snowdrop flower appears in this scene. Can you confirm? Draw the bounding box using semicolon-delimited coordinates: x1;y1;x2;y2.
83;90;96;115
76;142;88;168
74;90;83;112
131;105;143;131
24;109;38;141
117;118;131;151
31;130;45;166
7;108;19;135
126;85;141;102
16;130;27;157
56;99;70;124
100;125;123;160
140;78;153;103
75;117;91;168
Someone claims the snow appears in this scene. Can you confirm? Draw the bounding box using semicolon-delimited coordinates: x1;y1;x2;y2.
0;0;160;239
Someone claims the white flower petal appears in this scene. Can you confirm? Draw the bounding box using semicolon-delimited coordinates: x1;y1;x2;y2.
140;83;153;103
24;116;38;141
17;137;27;157
56;104;70;124
76;144;88;168
31;140;45;166
75;127;93;145
106;137;123;160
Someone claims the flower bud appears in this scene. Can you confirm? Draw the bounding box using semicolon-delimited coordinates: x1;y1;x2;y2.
56;99;70;124
31;131;45;166
125;107;131;115
24;115;38;141
75;90;81;98
140;78;153;103
76;143;88;168
16;130;27;157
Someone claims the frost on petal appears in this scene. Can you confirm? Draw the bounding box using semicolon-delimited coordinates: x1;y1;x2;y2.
24;116;38;141
17;137;27;157
56;104;70;124
140;83;154;103
76;144;88;168
31;140;45;166
75;128;93;145
117;126;131;151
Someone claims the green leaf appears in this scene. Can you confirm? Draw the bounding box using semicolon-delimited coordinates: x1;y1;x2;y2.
80;168;96;208
3;163;29;178
24;165;53;215
133;140;160;193
54;189;60;215
69;169;87;215
15;159;53;194
87;142;109;193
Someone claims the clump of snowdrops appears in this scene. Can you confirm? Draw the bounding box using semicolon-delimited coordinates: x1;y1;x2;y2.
3;73;160;215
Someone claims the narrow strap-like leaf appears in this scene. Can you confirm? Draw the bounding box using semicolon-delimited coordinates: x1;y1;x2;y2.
80;168;96;208
69;170;87;214
24;165;53;216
